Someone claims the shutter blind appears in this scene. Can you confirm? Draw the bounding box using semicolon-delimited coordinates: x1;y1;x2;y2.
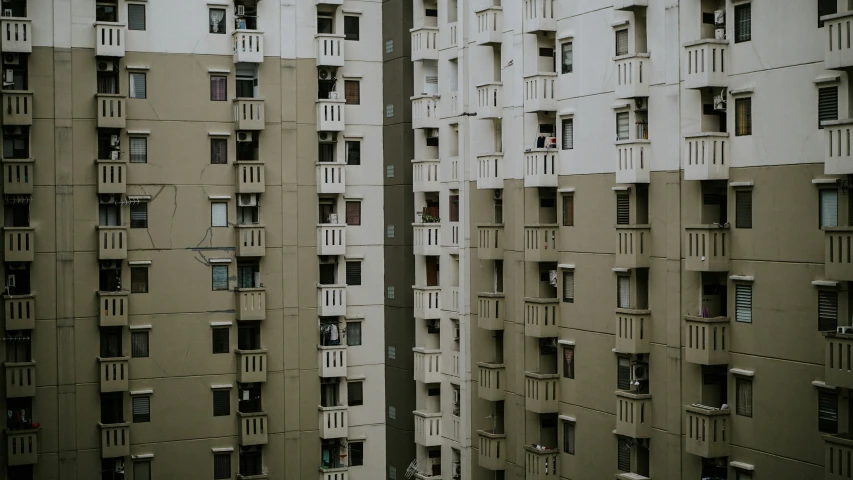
211;138;227;164
618;276;630;308
562;195;574;226
735;190;752;228
819;290;839;332
346;261;362;286
132;396;150;422
128;4;146;31
129;137;147;163
736;98;752;136
819;391;839;433
214;453;232;480
210;76;227;101
346;201;361;225
616;193;630;225
562;272;574;302
615;29;629;56
617;436;631;472
129;73;146;99
735;284;752;323
345;80;361;105
131;331;149;357
616;112;629;141
213;390;230;416
130;204;147;228
212;327;229;353
211;203;227;227
821;190;839;228
736;378;753;416
562;119;573;150
212;265;229;290
133;461;151;480
819;87;839;127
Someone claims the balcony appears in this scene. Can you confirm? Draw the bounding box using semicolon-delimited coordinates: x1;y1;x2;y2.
320;467;349;480
315;0;344;5
5;361;35;397
411;26;439;61
236;225;265;257
412;95;440;130
477;224;504;261
684;225;730;272
413;224;441;256
6;429;37;466
477;293;505;330
97;226;127;260
614;0;648;10
2;91;32;126
683;39;728;89
95;22;125;57
413;348;442;384
319;405;348;439
414;286;441;319
414;410;443;447
99;423;130;458
236;349;267;383
826;119;853;175
826;434;853;479
614;54;650;99
318;284;346;317
318;224;346;256
3;158;34;196
449;350;461;378
524;372;559;413
445;91;459;118
685;405;730;458
443;222;459;250
823;12;853;70
475;7;503;46
524;149;558;187
522;0;556;33
615;308;651;354
236;162;265;193
615;225;651;269
3;227;33;262
98;357;128;393
316;34;345;67
684;133;729;180
316;162;346;194
318;345;347;378
478;430;507;470
826;332;853;389
476;83;503;119
98;291;128;327
96;160;126;195
96;94;126;129
524;225;559;262
684;315;730;365
524;445;559;480
5;294;35;331
523;74;558;113
412;159;441;192
237;288;266;321
477;362;505;401
238;412;268;446
233;29;264;63
234;99;265;131
826;228;853;280
447;413;460;442
1;18;32;53
615;390;652;438
317;99;346;132
477;153;504;190
615;140;651;184
524;298;559;338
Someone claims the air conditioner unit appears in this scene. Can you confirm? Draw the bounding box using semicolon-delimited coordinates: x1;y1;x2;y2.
631;363;649;382
318;67;334;81
236;4;246;16
714;9;725;26
493;189;503;200
328;213;338;224
549;270;557;287
635;98;646;110
114;458;125;474
97;61;116;72
452;462;461;477
3;9;11;18
238;193;258;207
100;260;120;270
110;150;120;161
713;95;726;111
838;326;853;335
99;194;118;204
319;255;338;264
426;128;439;139
6;274;15;288
318;132;337;143
237;132;254;143
3;53;18;66
3;69;13;85
328;91;340;100
110;134;120;147
715;27;726;40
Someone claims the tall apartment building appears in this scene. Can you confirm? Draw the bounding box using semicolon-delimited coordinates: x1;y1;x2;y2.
0;1;394;479
409;1;853;479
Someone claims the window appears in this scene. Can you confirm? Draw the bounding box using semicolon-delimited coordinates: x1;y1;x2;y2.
211;76;227;101
132;395;150;422
129;137;147;163
616;193;630;225
736;377;753;417
133;461;151;480
346;321;362;346
128;4;146;30
129;73;147;99
131;331;149;358
618;276;631;309
212;265;229;290
819;289;839;331
735;284;752;323
735;472;752;480
561;42;573;74
820;189;839;228
348;381;364;406
130;203;148;228
211;138;228;164
213;389;230;416
344;16;360;41
735;190;752;228
616;112;629;141
345;80;361;105
214;453;232;480
212;327;230;354
209;8;226;33
819;0;837;27
562;347;574;379
561;119;573;150
346;141;361;165
819;86;839;128
346;201;361;225
734;97;752;136
131;267;148;293
561;195;574;226
562;421;575;455
211;202;228;227
615;29;629;56
349;442;365;466
617;436;630;471
617;356;631;390
734;3;751;43
562;271;574;303
346;261;362;286
819;390;839;433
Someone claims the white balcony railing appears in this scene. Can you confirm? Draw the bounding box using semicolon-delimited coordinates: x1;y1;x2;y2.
824;119;853;175
683;39;728;89
412;95;441;130
317;224;346;256
413;159;441;192
1;18;32;53
317;100;346;132
683;133;729;181
477;153;504;190
523;74;558;113
318;284;347;317
316;162;346;194
95;22;125;57
524;149;558;187
476;82;503;119
823;11;853;70
316;34;345;67
614;54;650;99
475;7;503;46
413;224;441;256
233;29;264;63
414;410;443;446
615;140;651;184
414;286;441;319
413;348;442;384
411;26;439;61
523;0;556;33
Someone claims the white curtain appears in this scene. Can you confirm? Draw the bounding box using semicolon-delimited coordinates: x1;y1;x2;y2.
210;9;225;33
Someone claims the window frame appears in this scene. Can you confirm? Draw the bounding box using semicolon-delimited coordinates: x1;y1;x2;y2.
346;140;361;165
562;420;575;455
129;136;147;164
819;0;838;27
735;283;753;324
212;389;231;416
735;189;753;229
211;265;229;291
819;85;839;129
131;330;149;358
211;202;228;228
213;452;232;480
133;460;151;480
210;138;228;164
820;188;840;229
132;395;151;423
735;97;752;136
734;3;752;43
617;356;631;390
349;441;365;467
129;72;147;99
210;75;228;101
209;8;227;34
818;289;839;332
615;111;630;141
127;3;146;31
344;15;360;41
346;261;362;286
819;389;839;434
345;80;361;105
562;346;575;379
212;326;230;354
346;321;362;346
615;28;629;56
562;271;574;303
348;381;364;406
130;266;149;293
346;201;362;226
130;202;148;229
561;42;573;74
617;275;631;309
736;377;753;417
561;118;574;150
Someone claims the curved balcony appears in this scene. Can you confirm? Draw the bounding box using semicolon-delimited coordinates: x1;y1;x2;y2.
477;293;505;331
684;315;730;365
233;29;264;63
524;149;558;187
413;224;441;256
414;410;442;446
475;7;503;46
234;99;265;131
414;348;442;384
316;162;346;194
477;153;504;190
412;95;441;130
